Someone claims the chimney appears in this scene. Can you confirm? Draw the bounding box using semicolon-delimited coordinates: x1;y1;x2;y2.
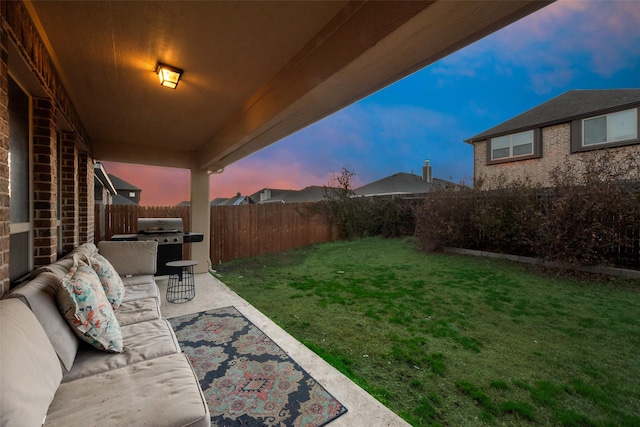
260;188;271;202
422;160;432;183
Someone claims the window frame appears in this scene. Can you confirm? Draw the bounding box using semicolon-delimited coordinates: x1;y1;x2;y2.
8;74;34;284
486;128;542;165
571;107;640;153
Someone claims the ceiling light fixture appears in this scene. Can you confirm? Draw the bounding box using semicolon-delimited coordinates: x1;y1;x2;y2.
156;63;183;89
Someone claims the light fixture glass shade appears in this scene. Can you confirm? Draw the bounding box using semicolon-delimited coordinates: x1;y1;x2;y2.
156;63;182;89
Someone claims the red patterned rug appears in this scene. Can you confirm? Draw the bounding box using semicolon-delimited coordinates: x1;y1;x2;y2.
169;306;347;427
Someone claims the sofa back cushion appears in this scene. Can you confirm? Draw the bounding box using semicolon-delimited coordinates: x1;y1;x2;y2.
5;271;79;371
98;240;158;276
0;299;63;427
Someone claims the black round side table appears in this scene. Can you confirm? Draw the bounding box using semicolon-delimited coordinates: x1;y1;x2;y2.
166;260;198;303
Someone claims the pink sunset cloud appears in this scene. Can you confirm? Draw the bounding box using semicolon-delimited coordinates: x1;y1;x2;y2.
100;157;353;206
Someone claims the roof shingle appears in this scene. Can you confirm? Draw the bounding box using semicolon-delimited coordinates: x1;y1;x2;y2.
465;89;640;143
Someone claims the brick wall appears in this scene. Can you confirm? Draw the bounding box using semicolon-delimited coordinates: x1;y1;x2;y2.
473;123;640;188
78;151;94;243
60;131;79;252
32;97;58;267
0;29;10;295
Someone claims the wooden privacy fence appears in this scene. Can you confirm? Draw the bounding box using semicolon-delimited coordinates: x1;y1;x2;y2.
95;205;193;258
210;203;340;264
96;205;191;240
95;203;340;264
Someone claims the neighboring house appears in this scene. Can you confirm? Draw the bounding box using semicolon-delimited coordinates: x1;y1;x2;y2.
93;162;118;242
249;188;292;203
213;193;255;206
254;186;330;203
210;198;229;206
214;161;451;205
353;160;450;197
94;162;117;206
108;174;142;205
465;89;640;187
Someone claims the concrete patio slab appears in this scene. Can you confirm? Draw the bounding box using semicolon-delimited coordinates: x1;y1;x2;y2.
157;272;410;427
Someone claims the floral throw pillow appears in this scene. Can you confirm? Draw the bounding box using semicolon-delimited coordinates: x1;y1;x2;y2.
57;255;124;353
84;253;125;310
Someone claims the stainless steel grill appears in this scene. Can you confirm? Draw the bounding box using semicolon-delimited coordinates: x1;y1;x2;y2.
137;217;184;245
137;218;184;276
111;218;203;276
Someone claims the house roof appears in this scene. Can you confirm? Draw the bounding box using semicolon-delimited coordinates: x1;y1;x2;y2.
248;188;292;203
111;194;138;206
353;172;448;197
216;195;255;206
94;162;117;195
108;174;141;192
210;198;229;206
280;186;328;203
465;89;640;143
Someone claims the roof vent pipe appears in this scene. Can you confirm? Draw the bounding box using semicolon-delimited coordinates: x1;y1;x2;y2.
422;160;432;183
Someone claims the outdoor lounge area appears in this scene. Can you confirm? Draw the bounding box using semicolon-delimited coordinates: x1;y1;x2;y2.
1;2;553;426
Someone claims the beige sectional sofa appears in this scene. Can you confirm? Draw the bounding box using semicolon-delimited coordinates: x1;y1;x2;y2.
0;241;210;427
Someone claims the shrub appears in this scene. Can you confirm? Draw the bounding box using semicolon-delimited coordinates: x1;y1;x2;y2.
320;167;416;240
415;150;640;268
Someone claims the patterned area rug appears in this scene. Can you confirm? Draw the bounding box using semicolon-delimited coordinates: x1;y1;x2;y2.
169;306;348;427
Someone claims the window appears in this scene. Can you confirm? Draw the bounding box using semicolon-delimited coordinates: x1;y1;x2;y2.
490;130;534;161
8;76;33;284
129;191;136;198
583;108;637;147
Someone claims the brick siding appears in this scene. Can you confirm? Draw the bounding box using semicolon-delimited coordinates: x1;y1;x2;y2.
32;97;58;267
60;131;79;252
0;29;9;295
79;152;94;243
473;123;640;187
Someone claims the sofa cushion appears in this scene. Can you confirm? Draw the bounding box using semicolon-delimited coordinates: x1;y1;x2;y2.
57;256;124;352
1;299;63;427
84;253;125;310
121;274;156;287
46;353;210;427
63;242;98;260
116;297;161;326
98;240;158;276
62;318;181;382
33;257;74;280
121;274;158;301
5;272;79;371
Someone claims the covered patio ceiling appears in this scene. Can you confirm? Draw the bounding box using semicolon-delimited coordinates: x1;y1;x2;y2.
20;0;549;172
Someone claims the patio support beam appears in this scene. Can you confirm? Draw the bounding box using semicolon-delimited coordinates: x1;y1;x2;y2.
189;164;211;274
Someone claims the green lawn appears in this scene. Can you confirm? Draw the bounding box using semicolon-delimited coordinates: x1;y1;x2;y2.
215;237;640;426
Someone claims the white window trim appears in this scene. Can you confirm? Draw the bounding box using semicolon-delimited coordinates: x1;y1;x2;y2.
581;108;638;148
490;130;535;161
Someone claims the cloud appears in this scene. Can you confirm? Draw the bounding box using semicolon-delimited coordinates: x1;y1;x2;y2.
243;103;470;185
428;0;640;94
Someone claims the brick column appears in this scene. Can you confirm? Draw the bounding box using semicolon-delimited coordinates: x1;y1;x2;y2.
32;97;58;266
60;131;79;252
0;29;10;295
78;151;94;243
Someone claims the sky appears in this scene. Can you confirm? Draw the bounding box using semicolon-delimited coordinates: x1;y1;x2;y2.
103;0;640;206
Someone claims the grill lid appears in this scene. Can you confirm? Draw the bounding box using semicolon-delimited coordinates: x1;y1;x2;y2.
137;217;184;234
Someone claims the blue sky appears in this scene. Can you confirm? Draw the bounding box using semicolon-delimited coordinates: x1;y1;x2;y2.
105;0;640;204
